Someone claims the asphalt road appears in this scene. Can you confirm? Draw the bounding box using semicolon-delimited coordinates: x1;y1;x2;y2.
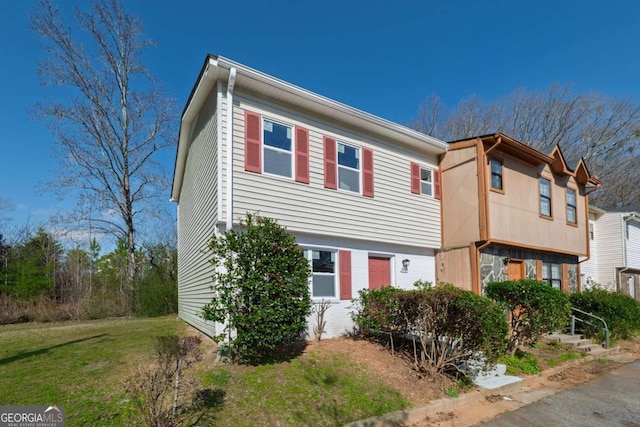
481;360;640;426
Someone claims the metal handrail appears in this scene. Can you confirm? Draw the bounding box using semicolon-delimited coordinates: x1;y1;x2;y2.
570;306;610;349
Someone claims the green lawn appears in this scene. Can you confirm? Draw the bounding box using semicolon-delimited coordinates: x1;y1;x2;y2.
0;316;184;426
0;317;408;426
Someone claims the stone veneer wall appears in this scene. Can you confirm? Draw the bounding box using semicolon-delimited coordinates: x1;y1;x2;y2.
479;245;578;294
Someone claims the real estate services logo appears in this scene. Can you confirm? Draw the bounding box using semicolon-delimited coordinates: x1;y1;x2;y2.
0;406;64;427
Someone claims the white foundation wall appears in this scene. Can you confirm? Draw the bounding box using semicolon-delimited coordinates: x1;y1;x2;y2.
295;233;436;339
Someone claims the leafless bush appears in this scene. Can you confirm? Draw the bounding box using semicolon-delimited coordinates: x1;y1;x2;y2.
312;300;332;342
125;335;202;427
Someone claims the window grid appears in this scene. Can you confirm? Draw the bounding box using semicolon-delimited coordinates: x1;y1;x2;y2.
490;158;503;191
337;142;360;193
420;168;433;196
304;249;337;298
263;118;293;178
566;188;577;224
542;262;562;290
540;178;552;217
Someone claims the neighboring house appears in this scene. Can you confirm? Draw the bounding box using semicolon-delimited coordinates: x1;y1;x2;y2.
170;55;448;339
437;133;601;294
581;204;640;298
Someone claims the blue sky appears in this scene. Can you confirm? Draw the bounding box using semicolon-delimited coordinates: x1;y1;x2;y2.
1;0;639;243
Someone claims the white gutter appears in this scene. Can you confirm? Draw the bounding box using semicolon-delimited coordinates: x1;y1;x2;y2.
225;67;237;231
216;83;223;222
214;56;449;152
171;54;448;202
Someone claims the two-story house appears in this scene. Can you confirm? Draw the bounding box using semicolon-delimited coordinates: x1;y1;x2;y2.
170;55;448;338
437;133;601;294
581;204;640;298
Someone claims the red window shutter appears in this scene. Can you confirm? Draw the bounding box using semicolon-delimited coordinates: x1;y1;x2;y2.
244;111;261;173
323;136;337;189
362;148;374;198
434;168;441;200
295;126;310;184
339;250;352;300
410;162;420;194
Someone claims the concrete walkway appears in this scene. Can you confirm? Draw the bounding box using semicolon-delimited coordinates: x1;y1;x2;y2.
480;359;640;426
344;352;637;427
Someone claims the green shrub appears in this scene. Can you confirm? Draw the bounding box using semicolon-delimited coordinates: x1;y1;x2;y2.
486;280;570;355
569;288;640;339
351;284;508;376
202;214;311;364
351;286;403;336
396;285;508;374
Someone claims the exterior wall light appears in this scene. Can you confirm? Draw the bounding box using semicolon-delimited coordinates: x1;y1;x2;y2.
401;258;410;273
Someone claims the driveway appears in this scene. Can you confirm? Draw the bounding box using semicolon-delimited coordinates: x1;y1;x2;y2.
480;360;640;426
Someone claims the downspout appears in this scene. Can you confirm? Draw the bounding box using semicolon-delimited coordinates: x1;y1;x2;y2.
216;83;224;225
225;67;237;231
484;135;502;156
617;213;636;291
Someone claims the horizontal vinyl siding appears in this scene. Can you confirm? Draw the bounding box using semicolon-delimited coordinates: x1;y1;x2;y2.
178;89;219;336
230;93;441;248
595;213;623;288
626;221;640;270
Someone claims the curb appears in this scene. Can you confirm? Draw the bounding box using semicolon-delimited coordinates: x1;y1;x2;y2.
344;348;626;427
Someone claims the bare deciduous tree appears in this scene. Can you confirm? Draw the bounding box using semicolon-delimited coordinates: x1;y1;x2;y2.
411;84;640;207
30;0;175;283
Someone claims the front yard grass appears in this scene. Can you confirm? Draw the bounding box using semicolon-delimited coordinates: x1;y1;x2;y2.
0;317;408;426
199;352;408;426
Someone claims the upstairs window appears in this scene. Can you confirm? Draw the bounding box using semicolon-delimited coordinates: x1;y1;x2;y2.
589;223;594;240
540;178;552;218
542;262;562;290
420;168;433;196
244;111;309;183
263;119;293;178
337;142;360;193
490;158;503;191
566;188;577;224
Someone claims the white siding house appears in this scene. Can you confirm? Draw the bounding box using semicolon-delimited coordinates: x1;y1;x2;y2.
582;204;640;298
170;55;448;338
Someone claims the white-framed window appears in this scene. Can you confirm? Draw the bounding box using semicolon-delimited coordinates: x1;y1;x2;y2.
589;223;594;240
337;142;360;193
420;168;433;196
304;249;337;298
540;178;552;217
542;262;562;290
566;188;577;224
263;118;293;178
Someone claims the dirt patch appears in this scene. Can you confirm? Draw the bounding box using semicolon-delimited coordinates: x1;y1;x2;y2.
305;337;457;406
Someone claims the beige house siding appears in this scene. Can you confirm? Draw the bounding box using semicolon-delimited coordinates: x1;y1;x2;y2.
436;247;472;291
441;145;480;248
487;159;587;255
228;92;441;248
177;89;219;337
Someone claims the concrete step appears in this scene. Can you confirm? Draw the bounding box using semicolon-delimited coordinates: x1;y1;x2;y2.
543;333;618;358
472;363;522;390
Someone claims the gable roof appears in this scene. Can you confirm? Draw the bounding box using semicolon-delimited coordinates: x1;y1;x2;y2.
448;132;602;189
171;55;448;202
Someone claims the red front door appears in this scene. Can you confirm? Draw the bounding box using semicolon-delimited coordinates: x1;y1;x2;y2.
369;257;391;290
